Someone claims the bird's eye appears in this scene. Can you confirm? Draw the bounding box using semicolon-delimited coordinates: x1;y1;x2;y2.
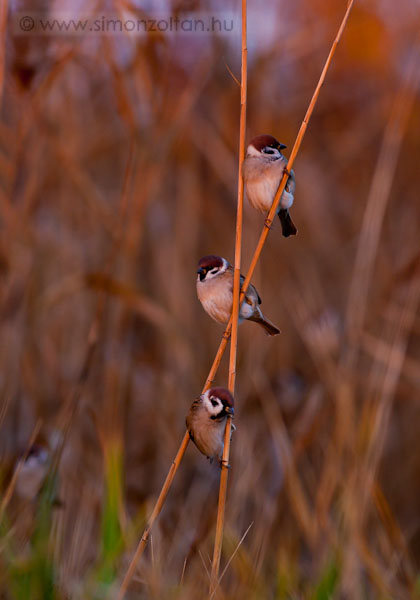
211;399;218;407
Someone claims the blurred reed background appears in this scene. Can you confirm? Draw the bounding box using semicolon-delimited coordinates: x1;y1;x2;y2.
1;0;420;598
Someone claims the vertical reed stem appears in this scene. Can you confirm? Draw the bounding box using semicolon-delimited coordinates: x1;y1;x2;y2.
209;0;247;595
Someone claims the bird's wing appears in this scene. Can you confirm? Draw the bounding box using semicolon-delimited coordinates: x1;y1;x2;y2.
285;168;296;195
239;274;262;305
185;414;195;441
186;397;202;441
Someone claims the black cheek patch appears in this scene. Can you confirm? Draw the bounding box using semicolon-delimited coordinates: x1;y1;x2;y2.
262;146;277;156
210;410;225;421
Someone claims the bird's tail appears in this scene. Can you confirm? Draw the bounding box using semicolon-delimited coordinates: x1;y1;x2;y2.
278;209;297;237
250;310;281;336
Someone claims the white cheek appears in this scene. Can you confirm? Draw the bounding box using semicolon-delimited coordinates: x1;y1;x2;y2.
246;145;261;157
203;397;222;416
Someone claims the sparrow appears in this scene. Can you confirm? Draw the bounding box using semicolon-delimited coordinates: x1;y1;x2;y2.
196;255;280;336
186;387;235;463
242;134;297;237
15;444;49;501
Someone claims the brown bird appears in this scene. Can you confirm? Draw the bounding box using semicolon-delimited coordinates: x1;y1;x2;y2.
196;255;280;336
15;444;49;501
242;134;297;237
186;387;235;463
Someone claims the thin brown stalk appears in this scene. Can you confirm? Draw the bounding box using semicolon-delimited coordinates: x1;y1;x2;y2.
253;370;316;544
117;3;354;596
0;0;8;106
317;37;420;542
54;140;136;450
18;141;137;555
209;0;247;595
116;431;189;600
345;40;420;355
209;521;254;600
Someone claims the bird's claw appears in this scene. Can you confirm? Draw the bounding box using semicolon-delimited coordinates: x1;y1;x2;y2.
264;218;274;230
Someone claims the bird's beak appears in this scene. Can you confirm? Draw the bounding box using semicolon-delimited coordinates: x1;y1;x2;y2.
279;143;287;150
225;406;234;416
197;267;205;280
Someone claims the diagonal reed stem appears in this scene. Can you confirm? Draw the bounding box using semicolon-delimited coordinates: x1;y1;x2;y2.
117;337;230;600
117;3;354;596
209;0;247;595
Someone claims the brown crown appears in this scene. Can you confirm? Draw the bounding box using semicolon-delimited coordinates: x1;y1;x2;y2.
209;387;234;409
249;134;285;151
197;255;225;270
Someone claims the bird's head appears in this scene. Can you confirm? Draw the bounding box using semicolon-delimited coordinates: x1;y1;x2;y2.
246;134;286;159
202;387;235;420
197;255;229;282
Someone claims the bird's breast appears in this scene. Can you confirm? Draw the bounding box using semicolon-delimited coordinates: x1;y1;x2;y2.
244;157;291;212
189;409;225;459
197;277;233;324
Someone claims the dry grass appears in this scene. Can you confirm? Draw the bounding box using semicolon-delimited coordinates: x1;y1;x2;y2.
1;1;420;599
